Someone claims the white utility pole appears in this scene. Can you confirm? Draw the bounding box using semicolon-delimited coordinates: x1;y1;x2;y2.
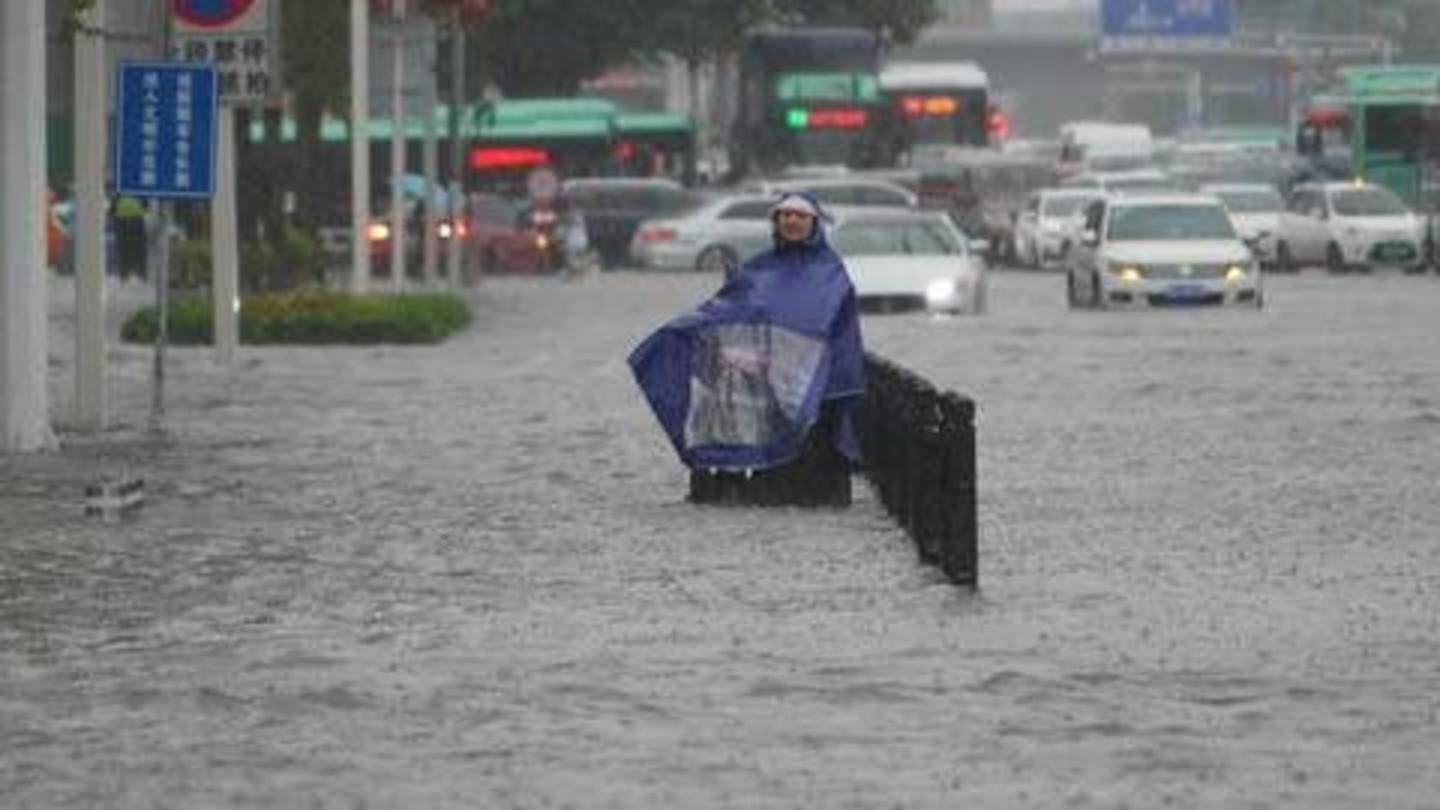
212;106;240;365
0;1;56;452
74;2;110;430
389;0;409;292
350;0;372;292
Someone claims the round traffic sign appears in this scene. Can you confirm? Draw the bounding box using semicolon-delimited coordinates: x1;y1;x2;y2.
526;167;561;203
172;0;258;29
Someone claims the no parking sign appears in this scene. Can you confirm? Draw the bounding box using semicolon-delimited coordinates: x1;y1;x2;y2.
171;0;277;104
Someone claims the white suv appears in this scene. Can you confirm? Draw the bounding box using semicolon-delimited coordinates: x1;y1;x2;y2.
1066;193;1262;309
1277;182;1427;273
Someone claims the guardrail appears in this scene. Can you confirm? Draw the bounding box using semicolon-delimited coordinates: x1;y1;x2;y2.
687;353;979;588
858;354;978;588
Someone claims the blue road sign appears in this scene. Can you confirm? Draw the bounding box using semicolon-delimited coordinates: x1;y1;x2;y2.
174;0;258;29
1101;0;1233;39
114;61;219;199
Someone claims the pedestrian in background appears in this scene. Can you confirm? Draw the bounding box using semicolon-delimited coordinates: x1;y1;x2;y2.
112;195;147;282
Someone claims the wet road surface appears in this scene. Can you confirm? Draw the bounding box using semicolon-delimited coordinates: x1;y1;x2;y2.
3;268;1440;808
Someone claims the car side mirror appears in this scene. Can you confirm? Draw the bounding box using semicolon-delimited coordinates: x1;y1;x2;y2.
1309;207;1327;220
1081;228;1100;247
969;238;991;255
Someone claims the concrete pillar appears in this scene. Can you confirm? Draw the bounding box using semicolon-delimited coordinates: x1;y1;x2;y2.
0;1;57;452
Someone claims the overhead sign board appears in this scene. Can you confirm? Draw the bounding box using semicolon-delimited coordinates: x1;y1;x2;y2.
1100;0;1233;52
171;0;277;104
113;61;219;199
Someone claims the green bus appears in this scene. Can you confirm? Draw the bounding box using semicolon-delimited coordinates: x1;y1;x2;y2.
1300;65;1440;208
248;96;697;196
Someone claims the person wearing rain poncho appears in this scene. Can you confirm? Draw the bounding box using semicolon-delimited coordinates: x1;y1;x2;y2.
627;192;866;505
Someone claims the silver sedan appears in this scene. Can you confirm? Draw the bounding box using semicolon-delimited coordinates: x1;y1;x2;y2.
629;194;777;273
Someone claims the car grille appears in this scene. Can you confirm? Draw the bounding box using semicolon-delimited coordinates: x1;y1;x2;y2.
1147;291;1224;307
1142;263;1227;280
858;294;927;313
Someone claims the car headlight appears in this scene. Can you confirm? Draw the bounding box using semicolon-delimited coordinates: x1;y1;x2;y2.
1108;262;1143;282
925;278;959;305
1225;264;1249;284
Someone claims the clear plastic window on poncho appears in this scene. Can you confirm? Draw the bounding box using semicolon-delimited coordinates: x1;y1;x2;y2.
684;322;827;450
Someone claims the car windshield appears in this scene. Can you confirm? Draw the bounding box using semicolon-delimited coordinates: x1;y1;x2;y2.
1107;204;1237;241
832;219;963;257
1107;177;1175;193
1213;190;1283;213
1042;196;1090;217
1332;188;1409;217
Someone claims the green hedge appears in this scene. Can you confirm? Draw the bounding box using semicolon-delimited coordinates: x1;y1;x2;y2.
121;288;472;345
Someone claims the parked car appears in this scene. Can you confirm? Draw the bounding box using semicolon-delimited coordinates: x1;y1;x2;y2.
629;193;776;273
1013;188;1099;269
828;207;988;315
562;177;699;269
1277;181;1428;273
1200;182;1285;269
1066;193;1262;309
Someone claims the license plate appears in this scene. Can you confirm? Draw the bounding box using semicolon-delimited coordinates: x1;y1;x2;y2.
1373;243;1415;262
1165;284;1209;299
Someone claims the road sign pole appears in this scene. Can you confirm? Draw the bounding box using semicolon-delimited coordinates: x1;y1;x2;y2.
74;2;110;430
213;105;240;365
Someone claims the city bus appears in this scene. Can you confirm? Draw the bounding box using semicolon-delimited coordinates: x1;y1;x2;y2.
877;60;994;158
248;97;697;196
1298;65;1440;208
730;27;891;177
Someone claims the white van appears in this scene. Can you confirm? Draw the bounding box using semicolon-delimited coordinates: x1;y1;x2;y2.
1057;121;1155;178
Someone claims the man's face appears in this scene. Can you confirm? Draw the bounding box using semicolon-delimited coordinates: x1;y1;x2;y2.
775;209;816;243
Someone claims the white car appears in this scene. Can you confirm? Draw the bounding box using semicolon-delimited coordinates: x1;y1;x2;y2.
1014;188;1099;269
829;208;987;315
744;176;919;209
630;194;775;273
1066;193;1262;309
1200;183;1285;269
1061;168;1176;195
1277;182;1428;273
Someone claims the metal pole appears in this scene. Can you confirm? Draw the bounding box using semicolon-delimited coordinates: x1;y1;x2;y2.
389;0;408;292
350;0;372;292
0;0;55;451
74;2;109;430
213;105;240;365
446;12;465;286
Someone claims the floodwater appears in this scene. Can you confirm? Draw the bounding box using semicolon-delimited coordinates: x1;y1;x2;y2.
3;268;1440;808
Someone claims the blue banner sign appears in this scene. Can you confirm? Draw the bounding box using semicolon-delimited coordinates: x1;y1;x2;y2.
1101;0;1233;39
114;61;219;199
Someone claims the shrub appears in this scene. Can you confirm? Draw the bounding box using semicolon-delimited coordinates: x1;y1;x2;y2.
120;288;471;345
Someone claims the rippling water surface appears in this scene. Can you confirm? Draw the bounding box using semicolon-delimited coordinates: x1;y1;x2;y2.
3;270;1439;808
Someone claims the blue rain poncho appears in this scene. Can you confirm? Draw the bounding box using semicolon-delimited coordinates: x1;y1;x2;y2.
628;196;866;471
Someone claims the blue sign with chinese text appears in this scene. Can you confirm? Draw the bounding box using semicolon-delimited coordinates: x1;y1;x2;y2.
1101;0;1233;39
114;61;219;199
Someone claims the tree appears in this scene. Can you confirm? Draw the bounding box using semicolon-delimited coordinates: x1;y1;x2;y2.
773;0;940;46
467;0;651;96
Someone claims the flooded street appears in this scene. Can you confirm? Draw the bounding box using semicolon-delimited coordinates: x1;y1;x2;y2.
4;268;1440;808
